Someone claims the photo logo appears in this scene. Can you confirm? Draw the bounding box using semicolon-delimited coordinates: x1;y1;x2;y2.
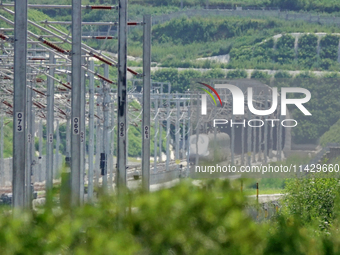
197;82;222;115
198;82;312;117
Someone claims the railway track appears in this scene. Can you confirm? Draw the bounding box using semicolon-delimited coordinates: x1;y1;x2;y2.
0;160;188;201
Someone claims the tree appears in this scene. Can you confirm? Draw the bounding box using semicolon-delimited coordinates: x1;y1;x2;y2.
271;0;307;10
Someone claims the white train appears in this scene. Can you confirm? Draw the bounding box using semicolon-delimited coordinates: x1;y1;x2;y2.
188;132;231;164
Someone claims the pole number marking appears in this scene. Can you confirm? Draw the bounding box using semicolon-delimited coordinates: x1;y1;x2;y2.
49;133;53;143
73;117;79;135
119;122;125;137
80;131;84;143
28;134;31;143
144;125;149;139
16;112;23;132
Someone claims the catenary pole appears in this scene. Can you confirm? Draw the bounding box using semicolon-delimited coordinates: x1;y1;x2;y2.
166;91;170;171
104;65;113;190
269;113;273;159
252;117;256;163
66;115;71;159
142;14;151;191
25;75;32;207
27;76;35;207
88;60;95;200
0;114;3;187
247;110;251;166
158;84;163;161
195;94;200;166
56;120;60;177
241;120;245;165
231;114;235;164
182;101;186;159
80;57;86;204
264;94;268;163
38;120;43;182
102;65;110;190
186;97;191;177
110;100;115;190
117;0;128;191
66;65;71;161
278;104;282;161
71;0;82;206
12;0;28;208
95;85;102;188
258;123;262;162
175;92;180;160
153;97;158;172
46;52;55;192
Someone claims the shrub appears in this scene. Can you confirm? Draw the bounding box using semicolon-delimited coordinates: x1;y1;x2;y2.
229;45;252;62
274;34;296;64
264;216;320;255
283;176;340;225
297;34;318;69
178;69;202;92
204;68;225;79
274;71;292;79
251;70;270;79
253;38;274;63
320;34;339;62
320;58;334;70
226;69;248;79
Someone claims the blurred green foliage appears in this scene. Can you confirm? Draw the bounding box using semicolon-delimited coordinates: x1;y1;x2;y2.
0;181;265;254
283;175;340;225
2;179;340;254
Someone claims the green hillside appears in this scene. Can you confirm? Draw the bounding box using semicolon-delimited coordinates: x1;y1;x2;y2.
28;0;340;13
127;16;340;71
1;3;340;150
151;68;340;144
229;33;340;71
320;118;340;146
0;8;71;50
4;1;340;72
130;0;340;12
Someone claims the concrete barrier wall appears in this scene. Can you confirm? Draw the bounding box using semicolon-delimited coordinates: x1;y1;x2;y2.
150;169;181;185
